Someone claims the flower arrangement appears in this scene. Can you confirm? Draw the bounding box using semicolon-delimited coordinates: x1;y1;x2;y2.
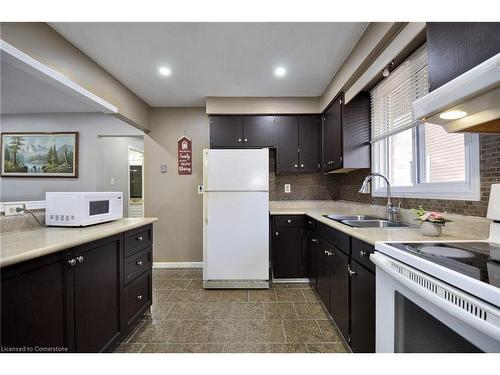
413;205;452;225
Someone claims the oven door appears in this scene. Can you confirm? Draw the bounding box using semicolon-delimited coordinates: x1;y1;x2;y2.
371;252;500;353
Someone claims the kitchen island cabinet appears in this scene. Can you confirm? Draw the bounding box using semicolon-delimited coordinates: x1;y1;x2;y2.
0;220;155;353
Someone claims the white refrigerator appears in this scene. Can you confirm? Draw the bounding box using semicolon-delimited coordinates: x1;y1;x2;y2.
202;148;269;289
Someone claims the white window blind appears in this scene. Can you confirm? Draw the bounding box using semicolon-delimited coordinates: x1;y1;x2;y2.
370;44;428;142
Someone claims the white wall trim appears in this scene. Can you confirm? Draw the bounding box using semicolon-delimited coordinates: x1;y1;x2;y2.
0;200;45;212
153;262;203;269
0;39;118;114
272;278;310;283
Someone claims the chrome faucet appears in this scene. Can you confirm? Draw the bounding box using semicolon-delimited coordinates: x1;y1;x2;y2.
359;173;399;222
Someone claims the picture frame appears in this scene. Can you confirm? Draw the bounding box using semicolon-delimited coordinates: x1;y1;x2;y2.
1;132;79;178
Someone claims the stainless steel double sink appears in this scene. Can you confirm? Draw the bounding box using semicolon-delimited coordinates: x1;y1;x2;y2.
323;214;410;228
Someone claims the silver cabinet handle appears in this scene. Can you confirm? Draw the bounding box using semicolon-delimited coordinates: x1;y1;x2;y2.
137;236;143;241
360;250;368;257
312;238;317;243
308;221;313;224
238;138;242;143
76;256;84;264
68;258;77;267
294;164;298;168
275;231;279;236
300;164;304;168
136;260;143;266
136;294;143;300
244;138;248;142
327;251;333;256
348;265;357;277
287;219;292;223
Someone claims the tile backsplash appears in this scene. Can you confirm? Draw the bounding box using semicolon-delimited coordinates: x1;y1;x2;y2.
270;134;500;218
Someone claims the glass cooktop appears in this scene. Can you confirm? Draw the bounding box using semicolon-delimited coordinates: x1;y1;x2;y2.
390;242;500;288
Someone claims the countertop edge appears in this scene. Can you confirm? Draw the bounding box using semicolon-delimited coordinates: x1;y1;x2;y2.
1;218;158;269
269;210;480;245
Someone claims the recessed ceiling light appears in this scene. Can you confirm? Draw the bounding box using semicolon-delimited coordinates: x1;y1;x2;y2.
274;67;286;77
159;67;171;76
439;110;467;120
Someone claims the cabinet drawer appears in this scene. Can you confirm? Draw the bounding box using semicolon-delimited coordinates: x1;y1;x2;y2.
124;247;152;285
317;223;350;255
124;225;152;257
351;238;375;273
274;215;304;227
124;271;151;327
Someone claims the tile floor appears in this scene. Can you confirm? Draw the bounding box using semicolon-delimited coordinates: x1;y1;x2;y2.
115;268;349;353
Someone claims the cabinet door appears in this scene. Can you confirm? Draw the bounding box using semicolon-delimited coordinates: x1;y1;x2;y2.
322;95;343;172
350;260;375;353
272;226;305;278
1;250;75;351
243;116;276;147
329;247;349;341
298;115;320;172
210;116;243;148
316;238;330;308
306;219;317;289
342;92;370;169
276;116;299;173
73;235;122;352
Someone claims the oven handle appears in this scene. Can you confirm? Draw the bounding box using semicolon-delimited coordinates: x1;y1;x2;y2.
371;252;500;343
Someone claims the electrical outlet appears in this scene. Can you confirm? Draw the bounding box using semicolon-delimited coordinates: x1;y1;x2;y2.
284;184;291;193
4;203;25;216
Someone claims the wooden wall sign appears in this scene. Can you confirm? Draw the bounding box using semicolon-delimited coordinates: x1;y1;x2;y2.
177;136;192;175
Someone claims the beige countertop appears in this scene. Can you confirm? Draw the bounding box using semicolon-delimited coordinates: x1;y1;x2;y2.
0;218;158;268
270;201;488;245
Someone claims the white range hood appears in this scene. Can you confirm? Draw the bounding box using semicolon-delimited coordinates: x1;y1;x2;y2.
413;52;500;133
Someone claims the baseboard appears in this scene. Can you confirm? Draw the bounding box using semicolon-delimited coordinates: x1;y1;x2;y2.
153;262;203;269
272;278;310;283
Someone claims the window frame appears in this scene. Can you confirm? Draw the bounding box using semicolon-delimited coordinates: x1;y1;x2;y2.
372;128;480;201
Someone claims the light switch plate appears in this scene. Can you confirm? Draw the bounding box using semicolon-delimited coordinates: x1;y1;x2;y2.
160;164;167;173
284;184;291;193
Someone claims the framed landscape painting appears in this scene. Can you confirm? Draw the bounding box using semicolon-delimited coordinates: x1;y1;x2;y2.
1;132;79;178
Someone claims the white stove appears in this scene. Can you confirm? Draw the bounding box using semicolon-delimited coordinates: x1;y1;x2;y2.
371;184;500;353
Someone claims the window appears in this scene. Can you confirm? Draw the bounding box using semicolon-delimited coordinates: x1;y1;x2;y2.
371;44;480;201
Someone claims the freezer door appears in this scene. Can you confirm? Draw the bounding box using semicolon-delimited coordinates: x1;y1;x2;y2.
203;192;269;281
203;149;268;191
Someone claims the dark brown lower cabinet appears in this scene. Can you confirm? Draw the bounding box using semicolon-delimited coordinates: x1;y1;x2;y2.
272;215;306;279
0;224;153;353
0;250;75;352
306;219;317;289
272;226;305;278
73;235;122;352
316;238;330;306
350;259;375;353
329;248;350;341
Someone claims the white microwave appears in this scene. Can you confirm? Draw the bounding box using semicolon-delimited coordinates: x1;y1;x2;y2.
45;192;123;227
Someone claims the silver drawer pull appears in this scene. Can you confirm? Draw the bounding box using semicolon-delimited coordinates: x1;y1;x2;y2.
136;294;143;301
287;219;292;223
360;250;368;257
312;238;317;243
136;260;143;266
137;236;143;241
300;164;304;168
68;259;77;267
76;256;84;264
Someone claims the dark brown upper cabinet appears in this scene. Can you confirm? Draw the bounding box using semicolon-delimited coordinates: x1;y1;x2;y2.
209;115;276;148
243;116;276;147
322;94;343;173
322;92;370;173
275;116;299;173
341;92;371;170
210;116;244;148
276;115;320;174
298;115;321;173
427;23;500;91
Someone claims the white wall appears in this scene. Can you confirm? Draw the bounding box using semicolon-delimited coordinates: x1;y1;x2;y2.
0;113;143;202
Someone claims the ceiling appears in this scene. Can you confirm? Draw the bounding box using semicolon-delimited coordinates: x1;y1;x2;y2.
50;23;368;107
